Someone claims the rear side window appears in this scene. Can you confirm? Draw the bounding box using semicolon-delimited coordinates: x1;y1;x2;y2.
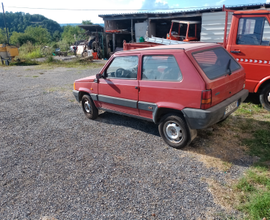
192;48;241;80
142;55;182;81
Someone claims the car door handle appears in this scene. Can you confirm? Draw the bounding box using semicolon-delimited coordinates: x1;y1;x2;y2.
230;50;241;54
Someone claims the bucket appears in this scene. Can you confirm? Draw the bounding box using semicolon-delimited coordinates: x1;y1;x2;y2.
92;52;98;59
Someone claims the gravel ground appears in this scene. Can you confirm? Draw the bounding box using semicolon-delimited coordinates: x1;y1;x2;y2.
0;65;246;219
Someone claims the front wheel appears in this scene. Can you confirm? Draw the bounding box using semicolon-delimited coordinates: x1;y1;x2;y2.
81;95;98;119
158;114;191;149
259;84;270;111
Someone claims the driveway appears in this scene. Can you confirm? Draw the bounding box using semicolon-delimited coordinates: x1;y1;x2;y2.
0;66;247;219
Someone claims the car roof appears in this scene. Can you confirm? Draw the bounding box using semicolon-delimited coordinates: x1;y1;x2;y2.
115;43;219;55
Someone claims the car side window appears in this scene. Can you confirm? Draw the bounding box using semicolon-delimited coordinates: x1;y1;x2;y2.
106;56;138;79
142;55;182;81
237;17;270;46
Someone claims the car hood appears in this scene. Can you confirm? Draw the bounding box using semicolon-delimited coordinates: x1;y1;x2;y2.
75;75;96;82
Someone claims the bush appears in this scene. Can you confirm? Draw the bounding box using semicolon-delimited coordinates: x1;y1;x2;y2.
18;41;42;59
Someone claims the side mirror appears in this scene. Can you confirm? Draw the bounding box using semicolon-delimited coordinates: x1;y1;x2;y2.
94;73;102;83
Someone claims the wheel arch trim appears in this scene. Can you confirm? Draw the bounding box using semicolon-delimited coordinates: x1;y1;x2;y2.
254;76;270;93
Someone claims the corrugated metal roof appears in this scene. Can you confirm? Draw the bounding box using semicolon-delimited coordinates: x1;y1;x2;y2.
99;3;270;17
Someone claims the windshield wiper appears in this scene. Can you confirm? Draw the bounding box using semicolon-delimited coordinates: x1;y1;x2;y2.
226;59;232;75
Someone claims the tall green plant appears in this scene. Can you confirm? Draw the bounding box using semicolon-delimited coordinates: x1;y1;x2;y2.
24;26;51;44
61;25;86;44
0;28;7;43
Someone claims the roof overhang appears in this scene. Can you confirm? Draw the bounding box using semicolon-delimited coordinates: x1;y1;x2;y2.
78;25;104;32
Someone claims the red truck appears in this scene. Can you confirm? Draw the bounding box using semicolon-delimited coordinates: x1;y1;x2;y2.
124;9;270;111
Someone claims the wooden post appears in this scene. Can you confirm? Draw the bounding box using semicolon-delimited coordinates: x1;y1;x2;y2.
131;19;134;43
113;33;115;52
1;2;9;44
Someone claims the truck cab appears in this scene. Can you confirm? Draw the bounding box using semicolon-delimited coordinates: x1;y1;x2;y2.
166;20;200;42
227;10;270;110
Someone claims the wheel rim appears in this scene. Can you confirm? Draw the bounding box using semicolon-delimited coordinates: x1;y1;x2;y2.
164;121;183;144
84;100;91;113
267;92;270;103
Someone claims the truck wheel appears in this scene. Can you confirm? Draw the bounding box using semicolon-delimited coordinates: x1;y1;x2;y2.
81;95;98;119
158;114;191;149
259;84;270;111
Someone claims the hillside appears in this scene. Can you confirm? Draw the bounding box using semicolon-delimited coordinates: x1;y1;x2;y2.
0;12;62;36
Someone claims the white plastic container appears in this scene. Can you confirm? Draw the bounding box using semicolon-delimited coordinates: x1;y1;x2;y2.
88;49;93;57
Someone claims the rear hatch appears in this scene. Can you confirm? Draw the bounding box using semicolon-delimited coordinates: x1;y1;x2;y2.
188;46;245;108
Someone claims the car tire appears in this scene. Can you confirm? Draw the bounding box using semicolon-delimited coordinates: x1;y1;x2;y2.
81;95;98;119
259;84;270;111
82;51;88;57
158;114;191;149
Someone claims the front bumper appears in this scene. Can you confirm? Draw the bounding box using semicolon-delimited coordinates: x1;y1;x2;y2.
182;89;249;129
73;90;80;102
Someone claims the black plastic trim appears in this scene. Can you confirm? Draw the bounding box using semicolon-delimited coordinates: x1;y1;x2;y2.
138;101;157;112
98;95;137;108
73;90;80;102
90;93;98;101
100;108;154;122
182;89;249;129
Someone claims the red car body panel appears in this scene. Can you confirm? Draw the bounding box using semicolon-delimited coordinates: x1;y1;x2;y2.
73;43;248;129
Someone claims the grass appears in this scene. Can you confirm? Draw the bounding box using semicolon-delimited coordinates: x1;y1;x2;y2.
193;100;270;219
9;57;105;69
215;102;270;219
235;167;270;220
231;103;270;219
40;57;105;69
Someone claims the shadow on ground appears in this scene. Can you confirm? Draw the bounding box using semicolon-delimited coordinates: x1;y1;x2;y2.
95;110;269;170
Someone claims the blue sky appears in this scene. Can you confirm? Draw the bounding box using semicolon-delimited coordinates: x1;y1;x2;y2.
5;0;268;24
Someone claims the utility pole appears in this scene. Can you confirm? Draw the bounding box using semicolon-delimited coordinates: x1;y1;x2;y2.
2;2;9;44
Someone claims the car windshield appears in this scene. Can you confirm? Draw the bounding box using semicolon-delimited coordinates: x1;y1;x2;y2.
192;47;241;80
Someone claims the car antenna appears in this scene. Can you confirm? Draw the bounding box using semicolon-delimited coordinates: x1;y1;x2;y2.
1;2;9;44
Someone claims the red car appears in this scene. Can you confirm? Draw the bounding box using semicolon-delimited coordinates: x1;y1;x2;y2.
73;43;248;148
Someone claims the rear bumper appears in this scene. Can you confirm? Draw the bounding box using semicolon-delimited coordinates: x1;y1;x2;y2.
182;89;249;129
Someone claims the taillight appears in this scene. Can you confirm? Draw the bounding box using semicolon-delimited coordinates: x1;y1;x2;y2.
201;89;212;109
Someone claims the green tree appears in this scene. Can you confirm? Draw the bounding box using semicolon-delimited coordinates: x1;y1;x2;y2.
52;30;61;42
82;20;93;25
10;31;36;45
0;29;7;43
24;26;50;44
0;12;62;37
61;25;85;44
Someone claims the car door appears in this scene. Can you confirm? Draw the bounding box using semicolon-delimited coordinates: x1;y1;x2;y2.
228;14;270;92
138;53;200;121
98;55;140;116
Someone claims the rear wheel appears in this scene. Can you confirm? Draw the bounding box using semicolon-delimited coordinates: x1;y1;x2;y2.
81;95;98;119
158;114;191;149
259;84;270;111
